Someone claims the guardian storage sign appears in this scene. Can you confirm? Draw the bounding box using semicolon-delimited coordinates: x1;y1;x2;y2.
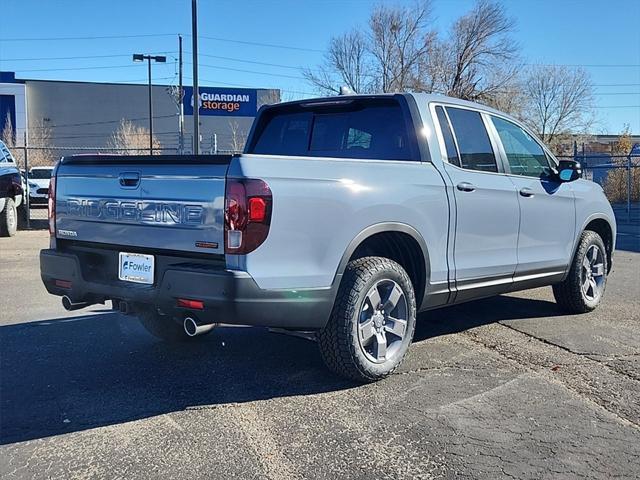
183;87;257;117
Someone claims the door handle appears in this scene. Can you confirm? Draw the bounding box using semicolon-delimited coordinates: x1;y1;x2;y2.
456;182;475;192
519;187;535;198
119;172;140;188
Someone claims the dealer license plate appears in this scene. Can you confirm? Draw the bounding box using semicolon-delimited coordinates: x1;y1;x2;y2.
118;252;154;284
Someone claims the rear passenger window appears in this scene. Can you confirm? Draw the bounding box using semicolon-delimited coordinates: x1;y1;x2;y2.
445;107;498;173
435;106;460;167
250;100;414;161
251;112;312;156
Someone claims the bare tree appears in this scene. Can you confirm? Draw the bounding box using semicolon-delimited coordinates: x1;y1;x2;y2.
107;119;161;155
257;90;282;109
228;120;248;152
304;1;434;94
368;1;434;92
304;29;375;95
28;120;56;166
438;0;518;101
523;65;594;146
304;0;518;100
1;114;15;147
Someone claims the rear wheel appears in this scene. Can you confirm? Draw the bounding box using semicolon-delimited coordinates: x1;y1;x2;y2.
553;230;608;313
0;198;17;237
318;256;416;382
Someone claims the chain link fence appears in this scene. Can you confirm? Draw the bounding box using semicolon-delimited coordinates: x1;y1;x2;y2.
11;147;638;229
559;154;640;225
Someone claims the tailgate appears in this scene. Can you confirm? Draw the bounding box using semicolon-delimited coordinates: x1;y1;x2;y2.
55;155;230;255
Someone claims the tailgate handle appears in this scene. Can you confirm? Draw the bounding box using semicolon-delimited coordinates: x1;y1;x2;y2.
119;172;140;188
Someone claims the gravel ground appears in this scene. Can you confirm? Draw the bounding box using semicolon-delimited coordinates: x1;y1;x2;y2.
1;230;639;479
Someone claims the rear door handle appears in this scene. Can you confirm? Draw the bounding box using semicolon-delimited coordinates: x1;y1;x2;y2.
519;187;535;198
456;182;475;192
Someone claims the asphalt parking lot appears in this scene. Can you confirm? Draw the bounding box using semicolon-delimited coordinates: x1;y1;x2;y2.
1;230;639;479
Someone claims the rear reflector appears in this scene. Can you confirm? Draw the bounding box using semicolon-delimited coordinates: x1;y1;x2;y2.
55;279;72;289
177;298;205;310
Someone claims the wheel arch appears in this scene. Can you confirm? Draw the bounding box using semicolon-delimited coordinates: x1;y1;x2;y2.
569;214;615;275
333;223;430;309
582;216;615;273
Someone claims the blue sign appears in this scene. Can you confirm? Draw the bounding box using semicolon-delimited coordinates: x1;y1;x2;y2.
630;143;640;156
183;86;257;117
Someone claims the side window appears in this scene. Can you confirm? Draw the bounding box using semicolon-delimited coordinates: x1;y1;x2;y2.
491;116;551;178
445;107;498;173
435;106;460;167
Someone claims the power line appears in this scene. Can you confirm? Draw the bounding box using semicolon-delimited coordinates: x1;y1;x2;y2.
192;52;302;71
593;105;640;109
0;32;323;53
595;83;640;87
0;33;178;42
197;35;323;53
525;63;640;68
13;64;143;73
26;114;177;130
1;52;176;62
188;62;305;80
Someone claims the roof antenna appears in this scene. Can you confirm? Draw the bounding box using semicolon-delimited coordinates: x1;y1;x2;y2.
339;86;354;96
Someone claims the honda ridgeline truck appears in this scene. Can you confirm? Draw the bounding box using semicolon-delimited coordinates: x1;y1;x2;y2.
40;94;615;382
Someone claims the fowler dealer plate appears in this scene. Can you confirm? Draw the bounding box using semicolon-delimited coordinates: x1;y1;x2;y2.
118;252;155;284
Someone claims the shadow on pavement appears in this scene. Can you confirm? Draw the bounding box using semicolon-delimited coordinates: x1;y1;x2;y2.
0;294;566;445
415;295;562;341
0;313;353;445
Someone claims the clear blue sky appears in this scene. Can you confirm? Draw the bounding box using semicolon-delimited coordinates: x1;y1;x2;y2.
1;0;639;134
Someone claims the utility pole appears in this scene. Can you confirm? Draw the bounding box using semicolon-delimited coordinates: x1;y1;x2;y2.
178;34;184;154
192;0;200;155
147;58;153;154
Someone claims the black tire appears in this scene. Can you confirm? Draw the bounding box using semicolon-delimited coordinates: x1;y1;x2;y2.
137;309;209;342
0;198;17;237
17;203;28;230
318;256;417;382
553;230;608;314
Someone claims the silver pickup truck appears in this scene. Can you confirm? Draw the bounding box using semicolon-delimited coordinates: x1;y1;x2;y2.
40;94;615;382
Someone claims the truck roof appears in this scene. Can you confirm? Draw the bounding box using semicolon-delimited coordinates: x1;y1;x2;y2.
267;92;512;120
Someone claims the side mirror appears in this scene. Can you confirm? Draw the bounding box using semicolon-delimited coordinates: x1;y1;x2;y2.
556;160;582;182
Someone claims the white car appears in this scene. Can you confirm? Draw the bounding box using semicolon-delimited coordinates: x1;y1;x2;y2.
27;166;53;205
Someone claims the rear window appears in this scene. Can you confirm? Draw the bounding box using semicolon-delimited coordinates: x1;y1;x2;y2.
249;99;415;161
30;169;53;179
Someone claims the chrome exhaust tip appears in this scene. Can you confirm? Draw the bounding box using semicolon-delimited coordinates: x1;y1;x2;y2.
183;316;216;337
62;295;90;311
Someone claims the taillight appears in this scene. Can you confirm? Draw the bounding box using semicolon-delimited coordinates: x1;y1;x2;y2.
48;176;56;236
224;178;272;254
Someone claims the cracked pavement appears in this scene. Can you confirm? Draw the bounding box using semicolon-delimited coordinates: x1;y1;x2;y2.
1;230;639;479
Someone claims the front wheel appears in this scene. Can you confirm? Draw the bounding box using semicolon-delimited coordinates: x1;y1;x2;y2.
553;230;608;314
318;256;416;382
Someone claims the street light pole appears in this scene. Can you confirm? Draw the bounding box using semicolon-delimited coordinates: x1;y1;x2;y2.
192;0;200;155
133;53;167;155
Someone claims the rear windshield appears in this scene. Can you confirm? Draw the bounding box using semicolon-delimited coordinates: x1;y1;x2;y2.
30;169;52;179
249;98;415;161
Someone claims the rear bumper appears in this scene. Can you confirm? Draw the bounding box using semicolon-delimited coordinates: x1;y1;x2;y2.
40;248;334;330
